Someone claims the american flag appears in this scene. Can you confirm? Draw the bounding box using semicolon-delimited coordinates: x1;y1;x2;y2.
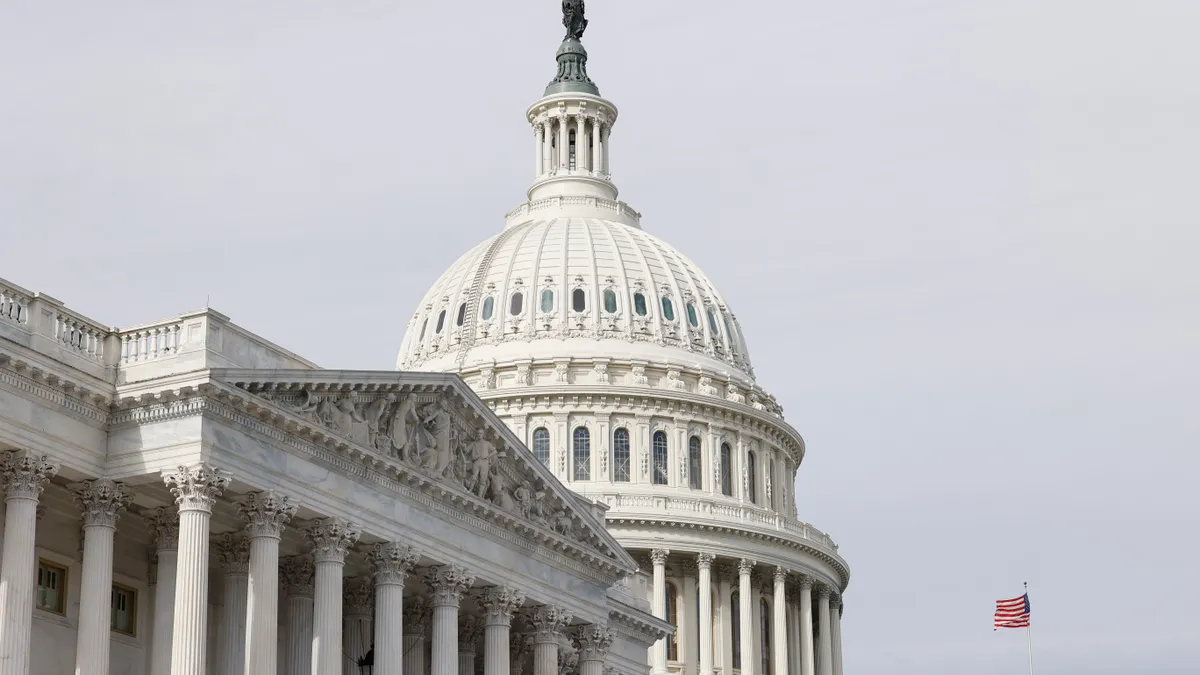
994;593;1032;630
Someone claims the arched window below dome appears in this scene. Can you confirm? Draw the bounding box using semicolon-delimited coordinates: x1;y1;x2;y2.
532;428;550;466
572;288;586;312
573;427;591;481
613;428;631;482
633;293;648;316
418;318;427;341
760;597;772;673
731;589;741;668
688;436;703;490
720;443;733;496
661;296;676;321
707;309;720;335
456;302;467;327
747;451;758;504
540;289;554;313
510;292;523;316
652;431;669;485
687;302;699;327
603;289;617;313
435;310;446;334
481;296;494;321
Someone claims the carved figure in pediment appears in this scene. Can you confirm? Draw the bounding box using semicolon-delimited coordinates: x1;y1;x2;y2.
486;470;517;512
550;510;574;536
332;397;371;446
514;483;550;528
462;438;499;498
362;394;395;449
419;402;454;475
386;396;421;460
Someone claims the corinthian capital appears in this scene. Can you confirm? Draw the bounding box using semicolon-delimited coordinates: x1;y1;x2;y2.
214;533;250;574
344;576;374;617
403;597;429;636
480;586;526;626
369;542;419;586
650;548;670;565
143;506;179;551
696;552;715;570
774;566;789;584
0;450;59;500
304;518;360;564
529;605;572;643
280;555;315;597
162;464;230;513
237;490;298;539
737;558;756;576
573;624;614;660
72;479;133;528
425;565;476;608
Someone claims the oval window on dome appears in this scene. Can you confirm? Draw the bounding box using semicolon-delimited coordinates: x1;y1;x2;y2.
435;310;447;334
633;293;648;316
603;290;617;313
573;289;586;312
456;302;467;327
661;296;676;321
707;309;720;335
541;289;554;313
481;296;494;320
510;292;523;316
687;302;699;327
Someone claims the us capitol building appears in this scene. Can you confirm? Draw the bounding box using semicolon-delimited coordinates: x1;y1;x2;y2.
0;6;848;675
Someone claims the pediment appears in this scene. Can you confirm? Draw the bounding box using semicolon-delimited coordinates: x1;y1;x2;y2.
208;369;636;575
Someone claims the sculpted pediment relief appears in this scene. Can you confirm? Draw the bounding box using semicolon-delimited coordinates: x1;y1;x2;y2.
218;373;627;567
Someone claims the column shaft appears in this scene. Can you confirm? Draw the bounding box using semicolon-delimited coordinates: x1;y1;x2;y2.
284;593;314;675
575;116;587;171
831;604;843;675
543;121;554;173
773;571;789;675
312;561;344;675
245;535;281;675
697;556;714;675
799;584;814;675
374;584;403;675
151;551;179;675
558;117;569;169
484;624;510;675
534;125;543;176
650;550;669;675
218;570;249;675
458;651;475;675
171;509;214;675
532;642;556;675
344;613;371;672
0;451;57;675
74;525;116;675
738;562;754;675
402;636;425;675
817;593;833;675
591;122;601;174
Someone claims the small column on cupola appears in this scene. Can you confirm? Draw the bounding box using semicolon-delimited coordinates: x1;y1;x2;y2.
526;1;621;202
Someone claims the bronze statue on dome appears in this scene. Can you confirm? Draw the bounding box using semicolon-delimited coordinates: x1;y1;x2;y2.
563;0;588;40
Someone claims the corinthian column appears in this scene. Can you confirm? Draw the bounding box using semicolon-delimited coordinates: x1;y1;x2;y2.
831;597;843;675
798;578;814;675
529;606;570;675
402;599;429;675
215;534;250;675
697;553;714;675
738;559;756;675
816;587;833;675
480;586;525;675
163;464;231;675
573;625;613;675
0;451;57;675
343;577;374;670
280;556;315;675
72;479;133;675
772;568;789;675
457;618;481;675
369;543;417;675
145;507;180;675
238;490;297;675
426;566;476;675
306;518;360;675
650;548;670;675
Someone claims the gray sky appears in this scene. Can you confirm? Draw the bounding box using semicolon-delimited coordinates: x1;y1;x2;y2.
3;1;1198;673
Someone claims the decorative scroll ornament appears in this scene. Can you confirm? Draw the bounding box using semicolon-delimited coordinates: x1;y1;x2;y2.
573;625;614;660
344;576;374;617
143;506;180;551
238;490;298;539
529;605;573;643
162;463;230;513
73;479;133;528
304;517;361;563
280;555;315;596
370;542;419;586
0;450;59;500
215;533;251;574
481;586;527;626
425;565;476;607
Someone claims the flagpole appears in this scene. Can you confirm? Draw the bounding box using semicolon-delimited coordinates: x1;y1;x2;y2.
1024;581;1034;675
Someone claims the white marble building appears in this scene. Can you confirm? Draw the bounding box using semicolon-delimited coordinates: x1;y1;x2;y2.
0;7;847;675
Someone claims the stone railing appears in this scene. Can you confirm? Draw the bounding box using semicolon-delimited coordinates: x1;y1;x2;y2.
504;195;642;228
0;280;31;328
585;491;840;554
117;319;184;365
0;277;114;371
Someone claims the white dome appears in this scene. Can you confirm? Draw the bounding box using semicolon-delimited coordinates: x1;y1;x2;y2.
397;216;756;381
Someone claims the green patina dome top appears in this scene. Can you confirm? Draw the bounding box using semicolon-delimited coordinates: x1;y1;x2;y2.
545;38;600;96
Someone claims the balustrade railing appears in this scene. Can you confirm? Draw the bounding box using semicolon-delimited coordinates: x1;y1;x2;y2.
53;310;108;363
118;321;183;364
0;282;31;327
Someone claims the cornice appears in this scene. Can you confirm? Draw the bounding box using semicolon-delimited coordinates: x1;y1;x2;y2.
0;352;112;424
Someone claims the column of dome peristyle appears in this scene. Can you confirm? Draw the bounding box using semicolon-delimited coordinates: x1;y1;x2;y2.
525;93;621;200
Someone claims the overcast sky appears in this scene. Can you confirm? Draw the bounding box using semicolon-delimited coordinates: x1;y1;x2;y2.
2;1;1198;673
